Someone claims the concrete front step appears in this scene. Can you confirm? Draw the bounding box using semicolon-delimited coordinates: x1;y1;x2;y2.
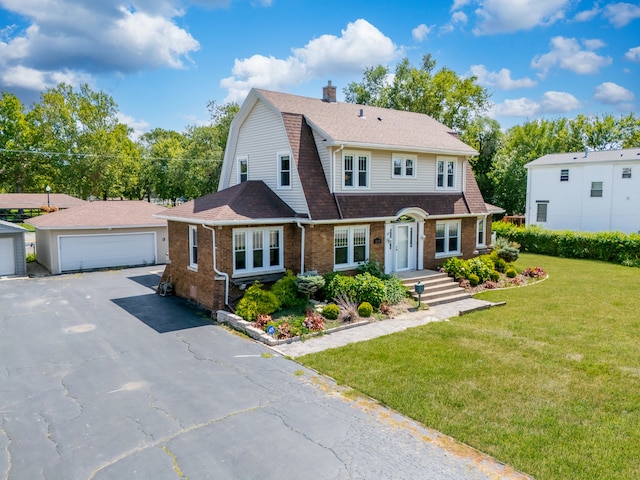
399;271;471;306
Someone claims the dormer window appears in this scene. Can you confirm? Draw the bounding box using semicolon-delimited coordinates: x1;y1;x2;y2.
343;151;369;188
392;154;417;178
436;158;456;189
237;156;248;183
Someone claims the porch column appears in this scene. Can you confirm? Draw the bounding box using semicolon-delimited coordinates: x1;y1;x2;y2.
417;221;425;270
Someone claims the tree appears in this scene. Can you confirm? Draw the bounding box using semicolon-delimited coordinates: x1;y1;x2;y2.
461;116;503;204
344;55;490;135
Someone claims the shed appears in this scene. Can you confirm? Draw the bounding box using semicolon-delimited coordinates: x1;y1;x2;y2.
27;201;169;274
0;220;27;276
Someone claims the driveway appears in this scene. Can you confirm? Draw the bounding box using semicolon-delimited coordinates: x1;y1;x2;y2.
0;267;526;479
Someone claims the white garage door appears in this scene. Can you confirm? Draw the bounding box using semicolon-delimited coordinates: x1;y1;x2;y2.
59;233;156;273
0;236;16;275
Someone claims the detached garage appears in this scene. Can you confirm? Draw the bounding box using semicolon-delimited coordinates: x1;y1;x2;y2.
0;220;27;277
27;201;168;274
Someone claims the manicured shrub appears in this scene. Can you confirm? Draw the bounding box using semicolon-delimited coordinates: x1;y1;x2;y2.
468;273;480;286
296;272;325;299
490;253;507;273
235;282;281;321
466;257;493;283
442;257;466;281
321;303;340;320
358;301;373;318
383;276;410;304
356;259;391;280
324;274;357;302
506;267;518;278
354;272;386;308
271;270;305;308
490;270;500;282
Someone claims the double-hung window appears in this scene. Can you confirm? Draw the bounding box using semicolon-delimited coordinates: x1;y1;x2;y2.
436;159;456;189
476;217;486;247
590;181;603;198
536;201;548;222
278;152;291;188
237;156;248;183
343;152;369;188
334;226;369;268
392;154;417;178
622;167;632;179
435;221;460;257
233;227;283;275
188;225;198;269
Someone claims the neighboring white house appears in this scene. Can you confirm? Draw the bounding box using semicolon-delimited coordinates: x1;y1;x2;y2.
525;148;640;234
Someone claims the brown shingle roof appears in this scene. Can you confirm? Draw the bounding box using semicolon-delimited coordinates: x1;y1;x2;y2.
0;193;87;210
26;201;167;229
335;193;473;219
158;181;298;223
256;89;477;155
463;163;488;214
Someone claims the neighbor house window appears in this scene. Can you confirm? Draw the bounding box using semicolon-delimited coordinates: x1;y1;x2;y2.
436;159;456;189
334;225;369;268
477;217;486;247
435;221;460;257
536;201;548;222
590;181;603;197
622;167;632;179
237;156;248;183
278;152;291;188
392;154;417;178
233;227;283;275
560;169;569;181
343;152;369;188
188;225;198;269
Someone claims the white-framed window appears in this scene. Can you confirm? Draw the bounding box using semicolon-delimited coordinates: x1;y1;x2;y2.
277;152;291;188
436;159;456;189
435;221;460;257
560;169;569;182
536;201;548;222
590;181;603;198
237;156;248;183
622;167;632;179
334;225;369;268
188;225;198;270
233;227;283;275
476;217;486;247
343;151;369;188
392;154;417;178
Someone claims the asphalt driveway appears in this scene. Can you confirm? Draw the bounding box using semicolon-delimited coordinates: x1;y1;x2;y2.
0;267;525;479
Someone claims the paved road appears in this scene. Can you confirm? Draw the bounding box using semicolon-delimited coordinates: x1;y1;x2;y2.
0;267;527;479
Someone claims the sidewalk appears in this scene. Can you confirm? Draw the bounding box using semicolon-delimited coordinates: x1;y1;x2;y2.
273;298;503;357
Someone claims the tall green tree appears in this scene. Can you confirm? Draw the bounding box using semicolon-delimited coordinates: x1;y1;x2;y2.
461;116;503;204
344;55;490;135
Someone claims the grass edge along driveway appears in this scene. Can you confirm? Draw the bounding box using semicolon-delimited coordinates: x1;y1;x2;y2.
299;253;640;480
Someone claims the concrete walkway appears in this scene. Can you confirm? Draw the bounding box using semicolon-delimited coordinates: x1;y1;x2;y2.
273;298;501;357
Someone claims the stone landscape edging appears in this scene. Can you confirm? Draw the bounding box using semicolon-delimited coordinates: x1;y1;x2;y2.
216;310;371;346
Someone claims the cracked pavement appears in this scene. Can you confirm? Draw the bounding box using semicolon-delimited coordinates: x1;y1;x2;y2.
0;267;528;479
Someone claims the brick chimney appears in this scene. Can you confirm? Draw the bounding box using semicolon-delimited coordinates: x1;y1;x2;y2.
322;81;337;103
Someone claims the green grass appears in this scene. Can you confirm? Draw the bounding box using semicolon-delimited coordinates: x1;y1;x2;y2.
299;254;640;480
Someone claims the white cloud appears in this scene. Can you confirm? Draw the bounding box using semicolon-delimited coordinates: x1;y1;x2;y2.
603;2;640;27
451;0;471;11
452;11;468;24
473;0;571;35
492;91;581;117
0;0;200;93
593;82;634;104
116;112;150;140
531;36;612;76
412;24;432;42
220;19;401;103
573;6;600;22
470;65;537;90
625;46;640;62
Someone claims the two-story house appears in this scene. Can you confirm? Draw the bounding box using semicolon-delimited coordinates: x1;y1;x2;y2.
525;148;640;234
157;83;496;311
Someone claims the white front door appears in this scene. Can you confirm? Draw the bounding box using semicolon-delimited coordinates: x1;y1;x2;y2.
392;223;416;272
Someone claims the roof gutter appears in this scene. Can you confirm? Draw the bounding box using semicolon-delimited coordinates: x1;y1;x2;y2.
324;141;477;157
201;223;229;308
296;221;305;273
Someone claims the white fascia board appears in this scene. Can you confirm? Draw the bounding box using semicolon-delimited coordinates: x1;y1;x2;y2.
29;224;165;231
322;140;477;157
156;215;304;227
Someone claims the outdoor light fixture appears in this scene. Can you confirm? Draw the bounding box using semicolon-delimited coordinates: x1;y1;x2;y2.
45;185;51;207
414;281;425;308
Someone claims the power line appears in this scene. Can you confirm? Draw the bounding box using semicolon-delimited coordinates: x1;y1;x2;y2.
0;148;217;163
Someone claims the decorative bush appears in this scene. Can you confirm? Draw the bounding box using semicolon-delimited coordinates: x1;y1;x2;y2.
467;273;480;286
323;274;357;302
506;267;518;278
235;282;281;321
296;272;326;299
253;314;272;330
303;310;325;331
523;266;546;278
335;293;359;322
379;303;392;315
356;259;391;280
490;253;507;273
357;301;373;318
277;322;293;339
490;270;500;282
466;257;494;283
321;303;340;320
441;257;466;281
354;272;386;308
382;276;410;304
271;270;305;308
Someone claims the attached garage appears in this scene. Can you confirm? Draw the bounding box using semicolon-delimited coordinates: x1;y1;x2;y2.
27;201;168;275
0;220;27;277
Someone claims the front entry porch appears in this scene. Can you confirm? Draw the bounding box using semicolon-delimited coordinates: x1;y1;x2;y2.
395;269;471;306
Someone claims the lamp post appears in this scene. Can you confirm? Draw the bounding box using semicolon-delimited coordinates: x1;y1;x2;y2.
414;281;425;308
45;185;51;208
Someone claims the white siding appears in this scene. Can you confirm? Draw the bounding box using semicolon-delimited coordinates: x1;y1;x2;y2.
230;101;309;215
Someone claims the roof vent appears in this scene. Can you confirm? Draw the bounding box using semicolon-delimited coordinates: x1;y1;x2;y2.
358;108;365;118
322;81;337;103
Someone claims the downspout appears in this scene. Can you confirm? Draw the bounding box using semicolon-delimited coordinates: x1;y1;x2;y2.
296;221;305;273
201;224;229;309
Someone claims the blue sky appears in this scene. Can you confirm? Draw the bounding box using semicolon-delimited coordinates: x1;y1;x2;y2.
0;0;638;137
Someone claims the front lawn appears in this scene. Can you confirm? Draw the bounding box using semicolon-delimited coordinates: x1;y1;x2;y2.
298;253;640;480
